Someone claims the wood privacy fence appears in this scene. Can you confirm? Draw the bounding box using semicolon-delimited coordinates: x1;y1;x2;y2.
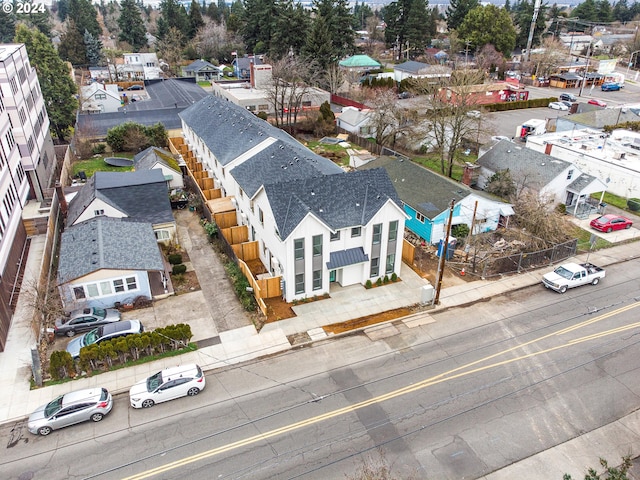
214;211;238;230
402;239;415;265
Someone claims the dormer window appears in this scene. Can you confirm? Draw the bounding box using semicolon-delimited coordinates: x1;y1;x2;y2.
94;209;104;216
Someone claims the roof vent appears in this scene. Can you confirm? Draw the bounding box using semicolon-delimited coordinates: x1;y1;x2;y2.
356;202;360;207
311;189;315;195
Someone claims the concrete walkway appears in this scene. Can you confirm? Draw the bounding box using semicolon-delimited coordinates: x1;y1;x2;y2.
1;215;640;478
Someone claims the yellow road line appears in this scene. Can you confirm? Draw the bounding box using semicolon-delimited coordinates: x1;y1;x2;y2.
123;301;640;480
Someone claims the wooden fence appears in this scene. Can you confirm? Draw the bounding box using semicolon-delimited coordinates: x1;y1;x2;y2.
221;225;249;245
402;239;415;265
231;241;259;261
331;94;370;110
214;211;238;229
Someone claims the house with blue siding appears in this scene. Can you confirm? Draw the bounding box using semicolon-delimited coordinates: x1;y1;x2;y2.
359;156;514;244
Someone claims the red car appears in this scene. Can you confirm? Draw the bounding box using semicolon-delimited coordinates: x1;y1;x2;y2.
588;99;607;107
590;214;633;232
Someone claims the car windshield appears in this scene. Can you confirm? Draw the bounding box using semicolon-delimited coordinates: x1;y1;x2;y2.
147;371;163;391
554;266;573;280
83;327;101;346
44;395;64;417
93;308;106;319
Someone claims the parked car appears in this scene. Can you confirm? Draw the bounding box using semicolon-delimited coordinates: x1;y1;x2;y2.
548;101;569;111
466;110;481;119
66;320;143;358
559;93;577;102
129;364;205;408
127;84;144;91
590;214;633;232
588;99;607;107
560;101;573;108
28;387;113;436
542;262;605;293
397;91;411;99
54;307;121;337
601;82;622;91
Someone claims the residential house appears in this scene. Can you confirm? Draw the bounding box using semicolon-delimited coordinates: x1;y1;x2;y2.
179;96;407;301
558;34;595;55
134;146;184;190
359;156;514;244
232;55;263;80
438;82;529;105
121;52;162;80
555;105;640;133
0;43;59;350
393;60;451;82
80;83;122;114
525;128;640;199
182;59;219;82
57;217;169;312
66;170;177;244
336;106;373;136
476;140;607;216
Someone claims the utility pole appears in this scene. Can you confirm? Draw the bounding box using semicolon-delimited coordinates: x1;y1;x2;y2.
524;0;542;63
433;199;456;306
465;200;478;262
578;40;593;97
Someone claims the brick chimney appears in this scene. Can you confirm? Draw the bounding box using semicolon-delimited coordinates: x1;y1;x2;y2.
462;163;475;186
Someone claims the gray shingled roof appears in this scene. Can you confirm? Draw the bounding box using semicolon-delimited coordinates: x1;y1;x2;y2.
230;140;343;198
179;96;294;166
57;217;165;285
184;59;217;72
326;247;369;270
358;156;470;218
395;60;429;74
264;168;402;240
66;170;174;226
476;140;570;191
134;146;181;173
568;173;599;192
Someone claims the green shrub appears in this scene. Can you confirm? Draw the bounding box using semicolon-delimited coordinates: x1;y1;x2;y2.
376;277;383;286
49;350;75;380
365;280;372;289
168;253;183;265
223;261;257;311
556;203;567;214
383;275;389;284
92;143;106;155
172;264;187;275
627;198;640;212
391;273;398;282
451;224;470;243
256;111;268;120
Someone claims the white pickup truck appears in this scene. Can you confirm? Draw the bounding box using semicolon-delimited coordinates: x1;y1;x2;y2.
542;262;605;293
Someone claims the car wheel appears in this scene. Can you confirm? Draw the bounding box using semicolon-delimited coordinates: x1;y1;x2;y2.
626;224;631;229
606;227;612;233
38;426;52;436
141;399;155;408
592;277;600;285
187;387;200;396
91;413;104;422
559;285;567;293
66;330;75;337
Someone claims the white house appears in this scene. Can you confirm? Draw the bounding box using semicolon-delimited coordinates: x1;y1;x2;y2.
336;106;373;136
121;52;162;80
393;60;452;82
134;146;184;190
81;83;122;113
179;96;408;301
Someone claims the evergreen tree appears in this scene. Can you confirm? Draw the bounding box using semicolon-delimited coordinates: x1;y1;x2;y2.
596;0;613;23
446;0;479;31
457;4;516;57
14;24;78;142
0;10;16;43
84;29;103;66
188;0;205;39
512;0;548;49
157;0;189;40
241;0;278;53
383;0;432;60
206;2;221;21
227;0;245;33
504;0;511;12
118;0;148;51
68;0;101;37
57;0;70;21
270;0;310;59
312;0;355;61
612;0;632;22
59;20;88;65
353;2;374;30
570;0;598;23
302;14;334;69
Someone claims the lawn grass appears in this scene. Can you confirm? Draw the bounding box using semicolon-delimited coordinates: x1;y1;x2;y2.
574;226;612;252
591;191;634;211
72;155;134;177
413;151;477;181
197;81;211;87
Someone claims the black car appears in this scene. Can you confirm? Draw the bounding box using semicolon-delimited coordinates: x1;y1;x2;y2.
127;84;144;91
54;307;121;337
559;93;577;102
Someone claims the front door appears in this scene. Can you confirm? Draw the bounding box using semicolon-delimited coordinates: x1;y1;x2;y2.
329;270;336;283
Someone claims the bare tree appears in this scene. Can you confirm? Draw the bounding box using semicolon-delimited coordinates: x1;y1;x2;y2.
475;45;506;75
364;16;384;54
324;63;346;94
156;27;186;76
192;18;240;62
512;191;577;246
410;69;486;177
526;37;569;78
103;48;126;82
365;89;417;147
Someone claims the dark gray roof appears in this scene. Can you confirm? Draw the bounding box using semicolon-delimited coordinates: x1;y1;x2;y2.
395;60;429;74
57;217;165;284
179;96;293;166
230;140;343;198
264;168;402;240
477;140;570;190
326;247;369;270
358;156;470;218
567;173;600;193
67;170;174;226
184;59;217;72
134;146;180;173
233;56;263;70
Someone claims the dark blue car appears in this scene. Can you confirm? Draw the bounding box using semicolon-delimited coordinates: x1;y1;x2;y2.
601;83;622;91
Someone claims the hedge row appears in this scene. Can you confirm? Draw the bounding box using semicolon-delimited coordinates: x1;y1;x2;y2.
483;97;558;112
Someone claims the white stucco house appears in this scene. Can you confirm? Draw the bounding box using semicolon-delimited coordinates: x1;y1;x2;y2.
179;96;408;301
134;146;184;190
336;106;373;136
81;83;122;114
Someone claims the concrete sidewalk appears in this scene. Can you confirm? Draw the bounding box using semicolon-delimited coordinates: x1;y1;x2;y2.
1;229;639;478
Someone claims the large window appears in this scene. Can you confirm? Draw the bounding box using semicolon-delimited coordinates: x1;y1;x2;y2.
386;254;395;274
388;221;398;242
312;235;322;256
313;270;322;290
155;230;171;241
295;273;304;294
294;238;304;260
370;258;379;277
330;230;340;241
372;224;382;244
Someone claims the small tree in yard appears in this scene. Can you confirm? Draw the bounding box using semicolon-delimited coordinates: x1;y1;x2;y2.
486;169;516;200
513;192;577;247
49;351;75;380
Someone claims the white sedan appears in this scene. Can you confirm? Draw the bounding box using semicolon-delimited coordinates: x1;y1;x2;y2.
129;364;206;408
548;101;569;111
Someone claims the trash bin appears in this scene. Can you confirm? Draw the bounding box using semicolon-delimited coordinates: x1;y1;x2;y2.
599;202;607;214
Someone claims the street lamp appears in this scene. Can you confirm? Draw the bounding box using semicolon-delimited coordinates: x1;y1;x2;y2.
626;50;640;76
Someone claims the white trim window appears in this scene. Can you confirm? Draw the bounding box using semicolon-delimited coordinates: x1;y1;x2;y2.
73;275;139;300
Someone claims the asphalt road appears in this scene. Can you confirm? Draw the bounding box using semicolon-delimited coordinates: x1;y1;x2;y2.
2;260;640;479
